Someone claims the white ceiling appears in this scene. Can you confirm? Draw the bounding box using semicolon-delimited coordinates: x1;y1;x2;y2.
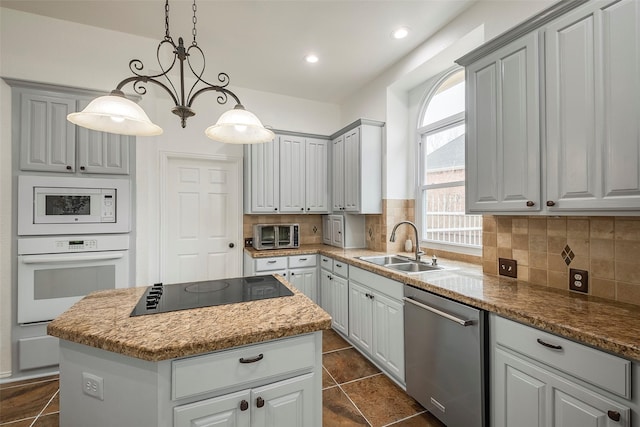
0;0;477;104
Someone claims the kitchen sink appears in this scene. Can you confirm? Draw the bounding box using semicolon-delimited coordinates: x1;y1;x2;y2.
357;255;446;275
357;255;409;265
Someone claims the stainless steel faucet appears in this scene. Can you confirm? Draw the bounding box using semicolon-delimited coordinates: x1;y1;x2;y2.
389;221;424;262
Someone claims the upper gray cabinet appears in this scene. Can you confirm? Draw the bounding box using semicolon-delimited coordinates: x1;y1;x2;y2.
244;132;330;214
545;0;640;211
9;80;132;175
330;120;383;214
458;0;640;214
465;32;541;212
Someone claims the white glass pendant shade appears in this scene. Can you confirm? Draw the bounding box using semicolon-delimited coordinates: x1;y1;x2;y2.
67;94;163;136
205;105;274;144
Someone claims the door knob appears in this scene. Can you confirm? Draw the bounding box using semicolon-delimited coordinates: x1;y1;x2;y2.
256;397;265;408
228;243;235;248
526;201;535;207
546;201;556;207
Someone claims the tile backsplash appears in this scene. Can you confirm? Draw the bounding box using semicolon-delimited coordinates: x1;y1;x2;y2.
483;216;640;306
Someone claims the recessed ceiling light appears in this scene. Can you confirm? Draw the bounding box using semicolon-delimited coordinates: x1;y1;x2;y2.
392;27;410;39
305;54;319;64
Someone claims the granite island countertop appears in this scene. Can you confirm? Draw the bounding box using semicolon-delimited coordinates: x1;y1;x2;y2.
47;275;331;362
246;244;640;362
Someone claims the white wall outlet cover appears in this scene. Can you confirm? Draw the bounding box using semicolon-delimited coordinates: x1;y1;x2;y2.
82;372;104;401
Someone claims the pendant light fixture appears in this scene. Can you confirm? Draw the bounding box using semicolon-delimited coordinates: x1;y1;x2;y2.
67;0;274;144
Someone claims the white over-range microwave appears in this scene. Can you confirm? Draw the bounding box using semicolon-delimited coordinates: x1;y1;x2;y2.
18;175;131;235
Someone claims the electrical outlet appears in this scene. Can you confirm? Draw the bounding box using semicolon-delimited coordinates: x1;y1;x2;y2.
244;238;253;247
569;268;589;293
498;258;517;278
82;372;104;400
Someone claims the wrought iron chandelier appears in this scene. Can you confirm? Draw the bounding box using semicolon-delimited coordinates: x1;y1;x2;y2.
67;0;274;144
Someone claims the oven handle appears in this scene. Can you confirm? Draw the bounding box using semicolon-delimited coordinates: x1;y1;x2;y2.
20;252;125;264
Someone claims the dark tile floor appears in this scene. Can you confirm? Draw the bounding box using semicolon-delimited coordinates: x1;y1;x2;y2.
0;330;444;427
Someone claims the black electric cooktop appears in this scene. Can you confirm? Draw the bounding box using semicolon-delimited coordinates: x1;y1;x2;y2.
130;275;294;317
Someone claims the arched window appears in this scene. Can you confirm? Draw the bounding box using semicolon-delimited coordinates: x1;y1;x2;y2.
417;68;481;252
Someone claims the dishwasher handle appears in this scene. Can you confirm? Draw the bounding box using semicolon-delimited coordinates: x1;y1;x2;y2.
404;296;474;326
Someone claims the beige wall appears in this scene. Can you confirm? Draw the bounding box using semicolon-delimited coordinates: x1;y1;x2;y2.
483;216;640;306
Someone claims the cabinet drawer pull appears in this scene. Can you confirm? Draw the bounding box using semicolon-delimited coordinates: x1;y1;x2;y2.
240;400;249;411
608;410;621;422
239;353;264;364
536;338;562;351
256;397;265;408
526;200;535;207
299;258;308;261
267;260;277;264
546;200;556;207
336;263;342;268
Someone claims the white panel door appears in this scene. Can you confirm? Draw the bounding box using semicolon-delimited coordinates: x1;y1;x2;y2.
343;127;361;212
288;267;317;303
250;139;279;213
331;135;345;211
164;156;240;283
371;292;404;382
348;281;373;353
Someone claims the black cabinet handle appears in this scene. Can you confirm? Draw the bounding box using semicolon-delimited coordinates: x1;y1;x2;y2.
256;397;265;408
526;201;535;207
240;400;249;411
80;166;86;171
608;410;621;422
536;338;562;350
274;207;278;211
228;243;235;248
546;200;556;207
66;165;72;170
239;353;264;364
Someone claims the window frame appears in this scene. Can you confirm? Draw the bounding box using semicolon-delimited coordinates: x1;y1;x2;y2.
415;66;481;257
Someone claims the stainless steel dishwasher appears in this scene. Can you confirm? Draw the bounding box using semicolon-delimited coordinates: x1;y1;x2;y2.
404;284;488;427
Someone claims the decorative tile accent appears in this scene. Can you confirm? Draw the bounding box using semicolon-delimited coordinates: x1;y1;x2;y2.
561;245;575;265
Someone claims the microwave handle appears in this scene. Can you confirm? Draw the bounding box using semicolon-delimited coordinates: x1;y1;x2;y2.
20;252;125;264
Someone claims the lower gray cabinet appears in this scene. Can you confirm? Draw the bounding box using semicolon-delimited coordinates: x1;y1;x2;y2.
174;373;315;427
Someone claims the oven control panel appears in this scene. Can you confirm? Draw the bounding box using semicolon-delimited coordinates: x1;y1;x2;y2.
56;239;98;251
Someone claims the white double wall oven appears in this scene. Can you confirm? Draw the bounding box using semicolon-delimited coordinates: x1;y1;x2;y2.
17;175;132;325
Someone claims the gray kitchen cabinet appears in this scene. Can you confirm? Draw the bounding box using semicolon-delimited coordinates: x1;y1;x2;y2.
243;253;319;303
9;81;132;175
465;32;541;212
545;0;640;211
491;314;634;427
245;132;329;214
76;98;131;174
245;138;280;213
319;256;348;336
458;0;640;214
280;135;329;213
173;373;315;427
330;120;383;214
18;91;76;173
348;266;404;384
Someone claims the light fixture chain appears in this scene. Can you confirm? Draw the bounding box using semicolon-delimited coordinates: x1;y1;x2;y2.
164;0;171;40
192;0;198;46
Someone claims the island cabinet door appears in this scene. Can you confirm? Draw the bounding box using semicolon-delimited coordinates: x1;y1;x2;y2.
251;373;315;427
173;389;251;427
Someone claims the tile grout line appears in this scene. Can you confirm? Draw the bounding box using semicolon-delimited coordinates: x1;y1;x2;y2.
381;410;431;427
28;388;59;427
322;345;353;355
322;361;373;426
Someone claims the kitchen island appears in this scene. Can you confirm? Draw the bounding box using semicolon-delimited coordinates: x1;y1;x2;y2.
47;275;331;427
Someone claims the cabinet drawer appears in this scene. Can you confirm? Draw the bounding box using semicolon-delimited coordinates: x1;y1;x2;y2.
255;257;287;271
288;255;317;268
333;260;348;278
320;256;333;270
494;316;631;399
172;334;315;400
349;266;403;301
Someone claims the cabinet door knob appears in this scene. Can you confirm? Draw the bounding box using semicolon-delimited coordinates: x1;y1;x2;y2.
256;397;265;408
301;208;304;211
66;165;72;171
80;166;86;171
526;201;535;207
274;207;278;211
228;243;235;248
240;400;249;411
546;200;556;207
607;410;621;422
